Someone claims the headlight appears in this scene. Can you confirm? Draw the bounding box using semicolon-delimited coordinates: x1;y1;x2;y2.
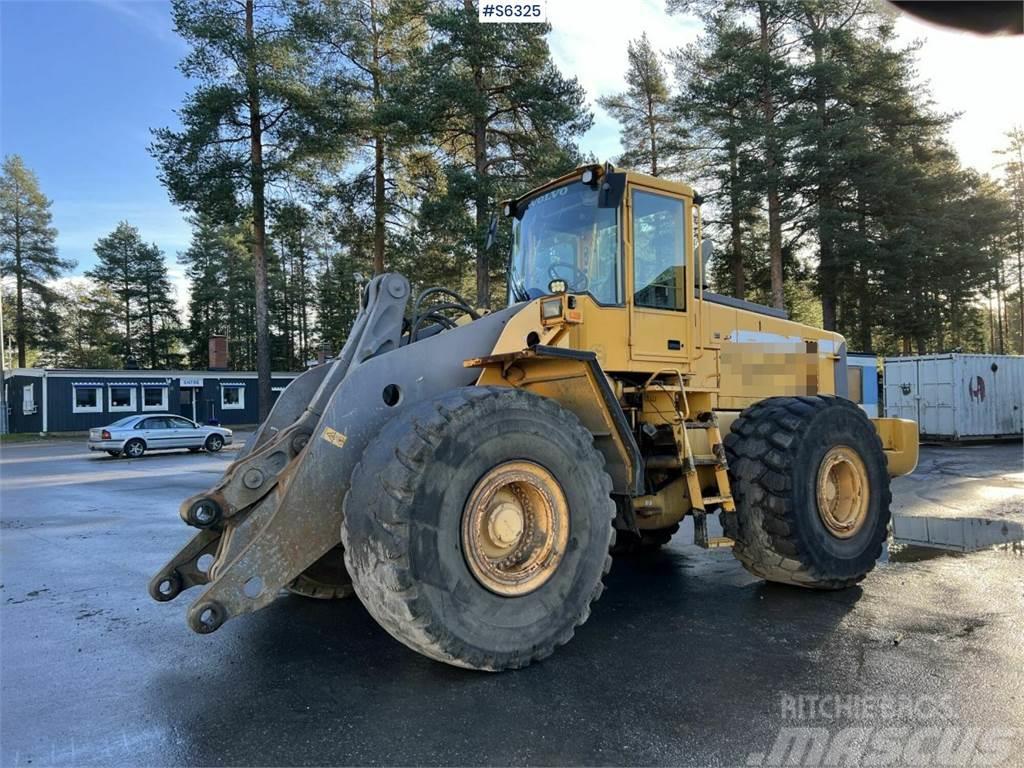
541;297;563;320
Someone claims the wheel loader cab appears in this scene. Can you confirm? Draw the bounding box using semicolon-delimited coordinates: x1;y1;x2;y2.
507;166;700;371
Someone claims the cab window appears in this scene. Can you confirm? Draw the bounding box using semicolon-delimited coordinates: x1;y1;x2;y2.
632;190;686;311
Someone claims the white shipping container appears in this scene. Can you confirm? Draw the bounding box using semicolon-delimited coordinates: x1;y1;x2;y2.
883;354;1024;440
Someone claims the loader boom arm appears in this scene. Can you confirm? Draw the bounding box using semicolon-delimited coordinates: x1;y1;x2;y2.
150;274;522;634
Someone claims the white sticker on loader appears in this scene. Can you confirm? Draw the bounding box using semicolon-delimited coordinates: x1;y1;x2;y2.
321;427;348;448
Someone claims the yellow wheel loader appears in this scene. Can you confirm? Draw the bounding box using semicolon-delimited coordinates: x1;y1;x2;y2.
150;164;918;671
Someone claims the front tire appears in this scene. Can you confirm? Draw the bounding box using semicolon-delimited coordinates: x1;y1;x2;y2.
723;395;891;589
342;387;615;671
204;434;224;453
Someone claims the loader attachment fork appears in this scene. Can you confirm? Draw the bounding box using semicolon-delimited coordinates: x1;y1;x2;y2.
148;273;411;627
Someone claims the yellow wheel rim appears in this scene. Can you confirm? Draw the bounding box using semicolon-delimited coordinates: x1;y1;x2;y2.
815;445;870;539
461;461;569;596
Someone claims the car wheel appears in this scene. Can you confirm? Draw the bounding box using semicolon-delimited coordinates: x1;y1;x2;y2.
124;439;146;459
106;450;121;458
204;434;224;453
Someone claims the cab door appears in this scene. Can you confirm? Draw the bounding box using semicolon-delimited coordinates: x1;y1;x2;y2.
626;186;691;366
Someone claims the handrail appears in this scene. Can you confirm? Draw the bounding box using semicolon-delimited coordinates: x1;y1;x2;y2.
694;202;705;362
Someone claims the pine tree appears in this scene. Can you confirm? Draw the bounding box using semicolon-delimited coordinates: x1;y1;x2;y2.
300;0;428;275
87;222;179;367
137;242;179;368
87;222;145;361
670;0;799;310
415;0;591;306
49;280;123;369
598;34;678;177
152;0;339;416
997;126;1024;353
179;216;256;370
0;155;75;366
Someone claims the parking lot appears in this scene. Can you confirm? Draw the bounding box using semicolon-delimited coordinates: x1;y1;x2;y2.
1;437;1022;766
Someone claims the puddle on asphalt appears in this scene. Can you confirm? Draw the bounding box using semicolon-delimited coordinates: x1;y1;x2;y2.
881;539;1024;564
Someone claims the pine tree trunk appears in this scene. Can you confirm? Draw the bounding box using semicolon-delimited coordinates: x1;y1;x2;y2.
147;289;156;369
758;2;784;311
996;264;1006;354
14;210;26;367
728;138;744;299
809;24;837;331
247;0;272;421
374;133;386;275
371;1;386;276
648;92;658;176
464;0;490;308
123;245;132;359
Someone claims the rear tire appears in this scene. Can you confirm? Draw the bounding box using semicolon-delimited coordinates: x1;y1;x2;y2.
342;387;615;671
723;395;890;589
124;439;145;459
286;544;354;599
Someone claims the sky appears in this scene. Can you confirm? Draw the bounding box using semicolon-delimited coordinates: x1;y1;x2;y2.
2;0;1023;310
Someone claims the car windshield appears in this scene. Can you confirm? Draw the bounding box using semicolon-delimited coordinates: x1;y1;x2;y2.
509;181;621;304
108;416;138;428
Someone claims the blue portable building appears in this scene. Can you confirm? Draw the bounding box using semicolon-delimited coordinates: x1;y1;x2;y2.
846;353;880;417
2;368;301;434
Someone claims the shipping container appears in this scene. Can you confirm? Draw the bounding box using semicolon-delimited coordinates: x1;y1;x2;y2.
883;354;1023;440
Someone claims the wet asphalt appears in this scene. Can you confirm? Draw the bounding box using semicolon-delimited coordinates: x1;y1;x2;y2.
1;438;1022;767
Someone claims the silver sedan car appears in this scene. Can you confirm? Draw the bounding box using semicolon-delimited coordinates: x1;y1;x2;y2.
88;414;233;458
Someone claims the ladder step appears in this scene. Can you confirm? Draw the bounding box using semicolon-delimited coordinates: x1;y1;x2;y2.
646;454;724;470
692;455;722;466
700;495;732;506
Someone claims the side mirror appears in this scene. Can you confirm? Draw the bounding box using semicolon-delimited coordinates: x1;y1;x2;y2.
699;239;713;291
700;239;713;272
598;172;627;209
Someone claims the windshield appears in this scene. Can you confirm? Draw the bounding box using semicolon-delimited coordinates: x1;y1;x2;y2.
510;181;621;304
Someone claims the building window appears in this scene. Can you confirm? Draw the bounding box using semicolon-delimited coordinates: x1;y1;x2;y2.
632;190;687;311
73;386;103;414
109;385;137;412
221;384;245;410
142;385;168;411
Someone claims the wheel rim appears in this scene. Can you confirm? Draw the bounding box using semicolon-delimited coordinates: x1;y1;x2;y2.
815;445;870;539
461;461;569;597
128;442;142;457
210;436;222;450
